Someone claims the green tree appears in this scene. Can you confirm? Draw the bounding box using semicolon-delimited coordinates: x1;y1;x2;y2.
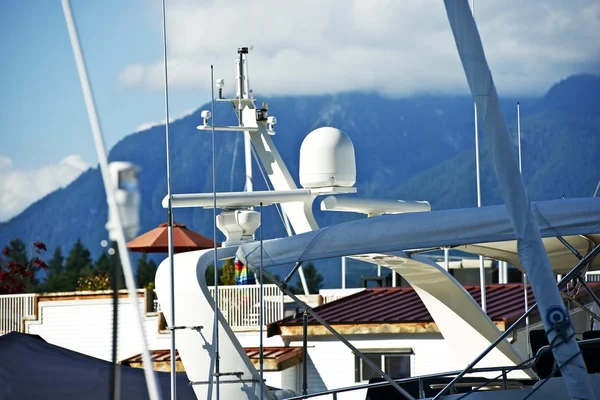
220;258;236;285
77;274;111;291
6;239;28;266
43;247;70;292
94;251;112;275
64;239;92;290
136;253;157;289
205;259;240;286
291;263;323;294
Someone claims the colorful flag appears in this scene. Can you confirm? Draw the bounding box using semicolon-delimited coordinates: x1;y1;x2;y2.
234;256;256;285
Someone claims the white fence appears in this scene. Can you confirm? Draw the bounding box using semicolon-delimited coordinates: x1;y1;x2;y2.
208;284;284;330
0;293;36;334
153;285;285;330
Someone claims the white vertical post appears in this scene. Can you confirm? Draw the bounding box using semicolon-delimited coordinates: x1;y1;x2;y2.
518;101;530;355
341;257;346;289
377;265;382;277
392;271;397;288
444;248;450;271
475;102;486;312
244;133;253;193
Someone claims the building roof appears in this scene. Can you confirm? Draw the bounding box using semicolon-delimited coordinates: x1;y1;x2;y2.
268;283;600;335
121;347;303;372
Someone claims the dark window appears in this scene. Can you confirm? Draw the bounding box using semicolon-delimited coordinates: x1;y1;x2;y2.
354;351;412;382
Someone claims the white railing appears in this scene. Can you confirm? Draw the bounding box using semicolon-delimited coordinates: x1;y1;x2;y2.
210;284;284;330
586;272;600;282
0;293;36;335
154;285;284;329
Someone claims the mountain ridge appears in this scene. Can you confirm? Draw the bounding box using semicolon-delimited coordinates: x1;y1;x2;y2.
1;73;598;287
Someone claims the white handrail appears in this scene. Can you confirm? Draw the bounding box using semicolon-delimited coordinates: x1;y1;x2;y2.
0;293;36;334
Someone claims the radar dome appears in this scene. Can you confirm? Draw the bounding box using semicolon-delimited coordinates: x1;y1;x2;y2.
299;127;356;189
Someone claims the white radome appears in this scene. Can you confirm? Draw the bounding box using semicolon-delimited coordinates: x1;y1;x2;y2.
299;127;356;188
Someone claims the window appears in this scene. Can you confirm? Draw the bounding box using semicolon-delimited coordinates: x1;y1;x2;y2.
354;351;412;382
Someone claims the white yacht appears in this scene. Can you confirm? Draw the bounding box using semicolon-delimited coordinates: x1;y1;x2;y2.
151;2;600;400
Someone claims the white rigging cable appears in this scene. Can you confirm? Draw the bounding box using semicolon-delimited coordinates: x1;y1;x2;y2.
60;1;161;399
210;65;221;400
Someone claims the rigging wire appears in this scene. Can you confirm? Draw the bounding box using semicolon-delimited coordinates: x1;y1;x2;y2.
259;202;265;400
159;0;177;398
60;1;161;399
454;322;578;400
210;65;221;400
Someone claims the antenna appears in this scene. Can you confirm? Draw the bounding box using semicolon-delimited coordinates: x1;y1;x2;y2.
471;0;486;313
160;0;177;398
518;101;530;356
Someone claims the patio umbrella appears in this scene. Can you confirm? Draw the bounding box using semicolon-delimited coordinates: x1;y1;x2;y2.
127;222;219;253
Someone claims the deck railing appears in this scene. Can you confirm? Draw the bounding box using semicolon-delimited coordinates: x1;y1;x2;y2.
154;284;284;330
0;293;36;334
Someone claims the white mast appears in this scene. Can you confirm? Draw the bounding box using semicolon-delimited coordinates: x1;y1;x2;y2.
237;48;253;193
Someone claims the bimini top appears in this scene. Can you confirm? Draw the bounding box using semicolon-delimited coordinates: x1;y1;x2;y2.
236;197;600;273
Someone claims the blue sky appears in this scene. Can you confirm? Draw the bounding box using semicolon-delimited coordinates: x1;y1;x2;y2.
0;0;598;221
0;0;204;169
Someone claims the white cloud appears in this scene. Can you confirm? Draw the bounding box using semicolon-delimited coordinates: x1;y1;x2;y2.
0;155;90;222
117;0;600;97
135;108;195;132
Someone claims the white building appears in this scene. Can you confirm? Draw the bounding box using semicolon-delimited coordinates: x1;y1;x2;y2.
2;282;599;399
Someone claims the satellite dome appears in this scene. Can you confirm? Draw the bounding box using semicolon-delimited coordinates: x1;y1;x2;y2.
299;127;356;189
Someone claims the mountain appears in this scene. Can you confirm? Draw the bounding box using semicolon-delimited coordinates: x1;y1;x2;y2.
1;74;598;288
393;74;600;210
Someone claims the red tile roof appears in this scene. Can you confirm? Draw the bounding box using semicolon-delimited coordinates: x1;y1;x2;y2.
121;347;302;364
271;283;600;327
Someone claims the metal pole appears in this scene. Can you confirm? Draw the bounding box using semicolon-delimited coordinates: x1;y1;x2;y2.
517;102;522;173
160;1;177;398
110;243;121;400
302;310;308;396
60;2;161;398
474;102;486;312
524;273;530;356
432;243;600;399
259;202;264;400
444;248;449;271
518;102;530;356
260;268;415;400
210;65;220;400
341;257;346;289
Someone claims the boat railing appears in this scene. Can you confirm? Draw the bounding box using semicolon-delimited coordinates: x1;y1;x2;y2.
154;284;284;330
282;365;524;400
0;293;36;335
285;337;600;400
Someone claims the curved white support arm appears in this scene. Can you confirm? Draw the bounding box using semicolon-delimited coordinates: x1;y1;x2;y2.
155;248;274;400
356;252;534;379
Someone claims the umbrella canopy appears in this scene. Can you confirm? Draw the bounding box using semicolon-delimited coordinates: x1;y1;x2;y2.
127;222;219;253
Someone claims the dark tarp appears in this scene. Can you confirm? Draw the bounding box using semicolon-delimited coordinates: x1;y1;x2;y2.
0;332;196;400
